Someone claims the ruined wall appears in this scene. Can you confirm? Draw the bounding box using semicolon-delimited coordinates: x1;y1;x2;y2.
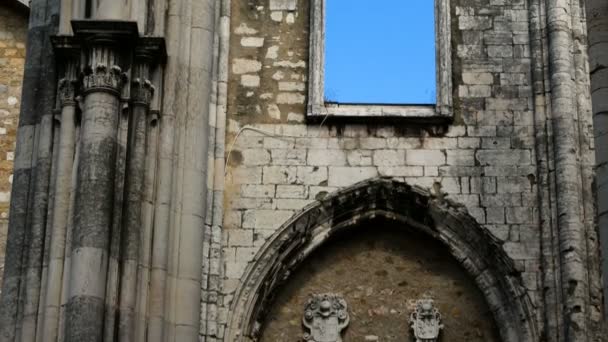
0;3;27;278
216;0;555;340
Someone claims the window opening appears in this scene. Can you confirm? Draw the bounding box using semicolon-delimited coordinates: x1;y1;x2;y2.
324;0;436;105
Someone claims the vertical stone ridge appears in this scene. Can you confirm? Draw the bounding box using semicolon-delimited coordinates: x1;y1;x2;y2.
40;42;79;342
546;0;597;340
570;1;604;339
586;0;608;323
529;0;563;340
201;0;231;339
160;0;216;339
0;0;60;340
117;39;163;342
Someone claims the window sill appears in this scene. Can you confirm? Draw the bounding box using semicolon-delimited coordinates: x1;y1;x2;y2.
307;103;452;122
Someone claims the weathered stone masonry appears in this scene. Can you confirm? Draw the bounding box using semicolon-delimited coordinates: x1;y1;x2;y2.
0;2;28;286
218;0;604;341
587;0;608;318
0;0;605;341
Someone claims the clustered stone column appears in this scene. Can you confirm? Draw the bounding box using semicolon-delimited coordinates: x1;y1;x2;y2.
117;42;161;342
47;21;166;342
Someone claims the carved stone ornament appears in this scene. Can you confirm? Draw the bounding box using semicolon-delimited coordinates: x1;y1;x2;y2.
131;78;155;106
82;64;127;94
302;293;349;342
58;78;78;106
409;298;443;342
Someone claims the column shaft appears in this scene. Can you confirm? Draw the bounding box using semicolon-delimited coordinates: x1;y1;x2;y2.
546;0;589;340
118;74;153;342
65;62;123;341
41;76;77;342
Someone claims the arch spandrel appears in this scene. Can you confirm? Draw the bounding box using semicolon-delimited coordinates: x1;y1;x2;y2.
225;177;539;342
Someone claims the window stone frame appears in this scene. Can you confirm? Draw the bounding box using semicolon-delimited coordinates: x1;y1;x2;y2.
307;0;452;121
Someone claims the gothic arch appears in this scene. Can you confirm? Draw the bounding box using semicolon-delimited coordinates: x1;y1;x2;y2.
225;177;539;342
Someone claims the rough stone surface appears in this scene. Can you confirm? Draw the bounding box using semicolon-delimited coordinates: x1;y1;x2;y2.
220;0;604;341
0;4;27;281
588;0;608;316
260;223;500;342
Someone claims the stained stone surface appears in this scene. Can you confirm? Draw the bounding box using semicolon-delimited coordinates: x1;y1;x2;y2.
0;2;27;287
259;219;500;342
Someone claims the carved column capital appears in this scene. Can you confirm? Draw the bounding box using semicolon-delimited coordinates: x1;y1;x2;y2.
71;20;138;97
58;78;78;106
130;37;166;109
82;64;127;95
130;78;155;106
51;36;81;107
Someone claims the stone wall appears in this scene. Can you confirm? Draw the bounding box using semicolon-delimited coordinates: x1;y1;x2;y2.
216;0;562;340
0;3;28;276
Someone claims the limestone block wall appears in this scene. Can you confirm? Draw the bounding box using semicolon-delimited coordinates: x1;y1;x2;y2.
211;0;600;340
0;3;27;281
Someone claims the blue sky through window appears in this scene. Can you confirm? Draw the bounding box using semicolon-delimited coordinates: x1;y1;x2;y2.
325;1;436;104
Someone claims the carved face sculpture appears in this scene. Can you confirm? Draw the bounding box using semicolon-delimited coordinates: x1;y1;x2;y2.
409;299;443;342
303;294;349;342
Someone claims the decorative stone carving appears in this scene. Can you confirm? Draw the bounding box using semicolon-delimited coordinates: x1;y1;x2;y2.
131;78;155;106
302;293;349;342
58;78;78;106
82;63;127;94
409;298;443;342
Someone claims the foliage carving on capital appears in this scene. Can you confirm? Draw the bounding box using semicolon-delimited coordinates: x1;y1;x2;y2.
58;78;78;106
409;298;443;342
82;64;127;95
131;78;155;106
302;293;349;342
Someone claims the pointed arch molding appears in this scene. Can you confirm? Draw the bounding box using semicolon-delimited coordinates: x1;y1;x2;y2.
225;178;539;342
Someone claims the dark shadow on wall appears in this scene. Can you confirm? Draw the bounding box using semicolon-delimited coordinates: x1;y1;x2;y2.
259;218;501;342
